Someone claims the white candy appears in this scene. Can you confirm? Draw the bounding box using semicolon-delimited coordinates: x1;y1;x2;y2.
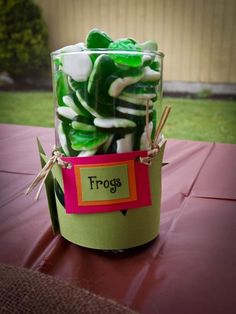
94;117;136;129
116;106;152;116
55;45;81;53
78;149;97;157
71;121;96;132
142;55;153;64
62;52;92;82
116;134;134;153
57;106;77;120
75;42;86;49
141;66;160;82
108;74;143;97
140;41;158;52
119;93;156;102
62;95;80;114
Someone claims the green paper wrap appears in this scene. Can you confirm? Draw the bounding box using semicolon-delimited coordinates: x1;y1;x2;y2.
41;142;165;250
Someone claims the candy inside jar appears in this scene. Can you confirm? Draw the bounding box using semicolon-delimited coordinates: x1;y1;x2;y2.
51;29;164;157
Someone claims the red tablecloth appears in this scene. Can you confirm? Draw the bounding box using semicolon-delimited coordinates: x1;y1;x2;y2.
0;124;236;314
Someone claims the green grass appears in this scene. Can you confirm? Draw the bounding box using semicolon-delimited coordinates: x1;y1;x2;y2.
162;97;236;143
0;91;54;127
0;91;236;144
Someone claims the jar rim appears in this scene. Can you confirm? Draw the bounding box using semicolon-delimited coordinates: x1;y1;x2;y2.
51;49;164;58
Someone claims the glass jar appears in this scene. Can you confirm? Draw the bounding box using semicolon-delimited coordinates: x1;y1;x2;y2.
51;49;164;157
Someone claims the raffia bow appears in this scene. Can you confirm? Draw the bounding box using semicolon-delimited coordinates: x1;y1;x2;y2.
25;148;71;200
139;103;171;165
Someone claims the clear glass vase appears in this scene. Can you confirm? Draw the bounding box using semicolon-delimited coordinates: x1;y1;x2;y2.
51;49;164;157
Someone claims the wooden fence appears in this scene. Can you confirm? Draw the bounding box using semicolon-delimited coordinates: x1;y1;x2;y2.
37;0;236;83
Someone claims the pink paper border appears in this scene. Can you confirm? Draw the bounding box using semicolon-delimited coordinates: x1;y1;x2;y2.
61;151;152;214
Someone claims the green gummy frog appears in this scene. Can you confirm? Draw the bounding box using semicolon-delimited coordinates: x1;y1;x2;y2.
86;28;113;49
108;39;143;67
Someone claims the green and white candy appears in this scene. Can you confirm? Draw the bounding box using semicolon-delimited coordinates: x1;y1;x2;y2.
53;28;161;156
59;44;93;82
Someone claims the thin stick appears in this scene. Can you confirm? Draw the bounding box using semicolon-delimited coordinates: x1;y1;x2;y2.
145;99;152;148
154;106;171;145
139;104;171;165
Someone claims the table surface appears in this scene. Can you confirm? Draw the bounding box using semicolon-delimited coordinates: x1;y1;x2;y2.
0;123;236;314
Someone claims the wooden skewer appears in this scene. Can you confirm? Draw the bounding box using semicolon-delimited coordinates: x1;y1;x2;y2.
154;105;171;145
145;99;153;148
140;104;171;165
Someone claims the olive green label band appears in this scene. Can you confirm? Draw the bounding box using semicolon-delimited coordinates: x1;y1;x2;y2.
79;164;130;201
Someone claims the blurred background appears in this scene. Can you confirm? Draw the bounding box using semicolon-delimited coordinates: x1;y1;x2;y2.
0;0;235;143
38;0;236;95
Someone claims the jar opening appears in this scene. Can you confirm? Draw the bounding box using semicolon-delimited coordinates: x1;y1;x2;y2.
51;49;164;58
